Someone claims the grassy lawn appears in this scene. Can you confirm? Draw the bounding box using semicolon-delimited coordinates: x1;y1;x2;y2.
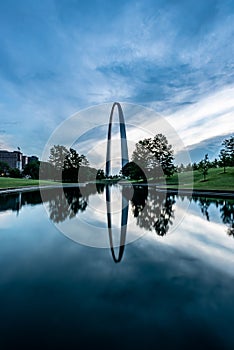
0;167;233;191
166;167;234;191
0;177;59;189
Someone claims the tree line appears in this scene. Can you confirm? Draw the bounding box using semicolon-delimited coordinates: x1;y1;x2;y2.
122;134;234;182
177;136;234;180
0;134;233;182
46;145;105;182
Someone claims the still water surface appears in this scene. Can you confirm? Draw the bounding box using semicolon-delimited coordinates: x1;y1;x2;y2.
0;184;234;349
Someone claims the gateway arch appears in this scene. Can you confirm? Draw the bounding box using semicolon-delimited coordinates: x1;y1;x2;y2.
105;102;129;263
105;102;129;177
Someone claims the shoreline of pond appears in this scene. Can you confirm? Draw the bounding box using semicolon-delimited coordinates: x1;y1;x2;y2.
0;182;233;198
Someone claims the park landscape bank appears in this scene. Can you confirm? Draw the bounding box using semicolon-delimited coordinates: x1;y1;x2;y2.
0;167;233;198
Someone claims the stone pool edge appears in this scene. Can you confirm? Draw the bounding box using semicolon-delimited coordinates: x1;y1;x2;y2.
0;183;233;198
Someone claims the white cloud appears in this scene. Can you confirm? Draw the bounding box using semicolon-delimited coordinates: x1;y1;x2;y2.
165;85;234;147
146;203;234;277
1;0;234;157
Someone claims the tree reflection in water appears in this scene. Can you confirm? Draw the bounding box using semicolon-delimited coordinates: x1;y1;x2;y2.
192;196;234;238
131;186;176;236
45;188;234;239
0;185;233;240
48;189;85;223
220;199;234;237
198;197;212;221
48;184;105;223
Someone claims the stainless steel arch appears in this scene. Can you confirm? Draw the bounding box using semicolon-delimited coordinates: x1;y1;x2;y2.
105;103;129;263
105;102;129;177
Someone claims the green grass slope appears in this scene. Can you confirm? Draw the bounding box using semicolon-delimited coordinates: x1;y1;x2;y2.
0;167;233;192
166;167;234;191
0;177;57;189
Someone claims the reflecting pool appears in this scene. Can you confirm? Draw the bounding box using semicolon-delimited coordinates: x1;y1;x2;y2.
0;184;234;349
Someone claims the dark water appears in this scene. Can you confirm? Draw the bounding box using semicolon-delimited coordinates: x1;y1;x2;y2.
0;184;234;349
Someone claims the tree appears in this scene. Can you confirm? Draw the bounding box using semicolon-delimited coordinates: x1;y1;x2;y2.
0;161;10;176
198;154;210;181
49;145;70;179
9;168;22;178
39;161;55;180
185;163;193;172
96;169;105;180
221;136;234;167
211;158;219;168
48;145;89;182
130;134;175;180
63;148;89;182
64;148;89;169
219;149;228;173
121;161;147;181
23;161;40;179
178;163;185;173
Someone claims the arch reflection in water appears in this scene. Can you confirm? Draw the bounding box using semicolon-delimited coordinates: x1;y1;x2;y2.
106;185;129;263
105;102;130;262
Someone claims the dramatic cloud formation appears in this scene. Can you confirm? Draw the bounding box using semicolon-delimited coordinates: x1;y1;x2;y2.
0;0;233;158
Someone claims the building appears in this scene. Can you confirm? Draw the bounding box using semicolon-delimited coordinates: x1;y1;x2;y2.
22;155;28;168
0;150;22;171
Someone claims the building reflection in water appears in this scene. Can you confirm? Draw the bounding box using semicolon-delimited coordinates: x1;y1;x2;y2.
0;185;233;263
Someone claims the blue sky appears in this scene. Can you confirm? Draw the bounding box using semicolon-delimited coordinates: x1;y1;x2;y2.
0;0;234;158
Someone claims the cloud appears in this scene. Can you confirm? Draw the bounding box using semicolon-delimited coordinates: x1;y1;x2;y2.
177;132;233;163
0;0;233;156
160;202;234;277
165;85;234;148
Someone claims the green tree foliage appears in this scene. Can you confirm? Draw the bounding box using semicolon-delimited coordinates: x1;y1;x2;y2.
185;163;193;171
177;163;185;173
39;161;55;180
63;148;89;182
23;161;40;179
64;148;89;169
75;166;97;182
121;161;147;181
211;158;219;168
0;161;10;176
125;134;175;180
9;168;22;178
177;163;192;172
198;154;210;181
219;149;229;173
49;145;70;180
96;169;105;180
220;136;234;167
48;145;91;181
